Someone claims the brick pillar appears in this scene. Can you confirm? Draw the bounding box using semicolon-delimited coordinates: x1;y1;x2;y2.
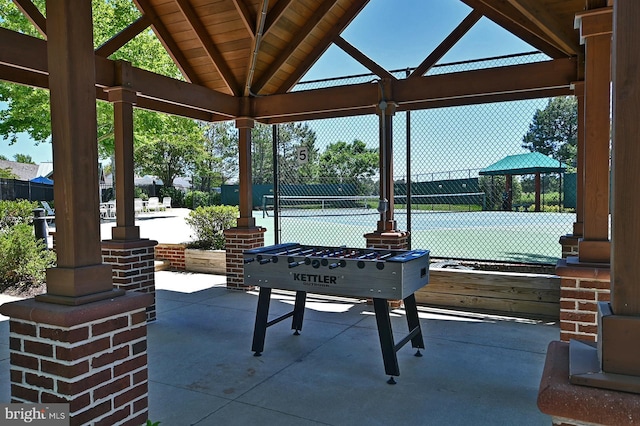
365;231;409;308
364;231;409;250
556;259;610;342
223;227;266;290
559;234;580;259
0;292;152;425
102;239;158;322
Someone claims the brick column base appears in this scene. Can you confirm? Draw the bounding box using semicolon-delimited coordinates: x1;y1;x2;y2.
556;257;610;342
223;227;266;290
364;230;410;308
154;243;186;271
102;239;158;322
0;293;153;425
559;234;580;258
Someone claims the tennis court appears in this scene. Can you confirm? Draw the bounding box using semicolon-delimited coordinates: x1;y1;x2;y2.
256;208;575;264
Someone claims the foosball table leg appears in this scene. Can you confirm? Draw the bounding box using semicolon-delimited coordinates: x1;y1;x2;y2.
403;293;425;357
252;287;272;356
291;291;307;335
373;297;400;383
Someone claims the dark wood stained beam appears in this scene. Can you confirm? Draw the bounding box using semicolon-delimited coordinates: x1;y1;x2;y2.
254;58;577;120
0;64;48;88
334;36;396;80
0;28;238;118
263;0;293;36
12;0;46;38
252;0;340;94
506;0;581;55
275;0;370;93
586;0;609;9
231;0;256;38
461;0;568;58
175;0;238;95
409;9;482;79
259;85;572;124
95;16;151;58
132;0;201;84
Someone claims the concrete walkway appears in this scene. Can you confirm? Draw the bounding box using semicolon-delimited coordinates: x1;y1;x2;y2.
1;271;557;424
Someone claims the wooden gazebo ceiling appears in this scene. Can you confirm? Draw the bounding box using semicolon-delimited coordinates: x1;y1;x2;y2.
133;0;589;97
0;0;610;123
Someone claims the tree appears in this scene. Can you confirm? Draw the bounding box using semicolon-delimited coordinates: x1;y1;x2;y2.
0;168;16;179
522;96;578;168
275;122;320;184
251;124;274;185
0;0;182;161
193;122;239;191
134;113;204;188
318;140;378;194
13;154;34;164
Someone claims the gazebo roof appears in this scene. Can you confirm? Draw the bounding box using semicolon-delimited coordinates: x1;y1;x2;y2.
479;152;567;176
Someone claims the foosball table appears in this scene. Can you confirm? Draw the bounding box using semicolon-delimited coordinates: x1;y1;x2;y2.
243;243;430;384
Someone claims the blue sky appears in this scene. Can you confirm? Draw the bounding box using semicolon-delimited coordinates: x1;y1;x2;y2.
1;0;538;166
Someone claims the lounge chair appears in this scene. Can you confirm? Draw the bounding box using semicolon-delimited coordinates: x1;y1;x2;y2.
41;201;55;224
148;197;160;212
162;196;171;209
134;198;144;215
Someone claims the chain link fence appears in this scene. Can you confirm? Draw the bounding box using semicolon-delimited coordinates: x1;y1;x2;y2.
267;52;575;265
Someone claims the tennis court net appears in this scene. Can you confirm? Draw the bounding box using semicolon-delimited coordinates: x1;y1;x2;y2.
262;192;486;217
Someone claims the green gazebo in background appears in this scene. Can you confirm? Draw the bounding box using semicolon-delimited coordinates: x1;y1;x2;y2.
480;152;567;211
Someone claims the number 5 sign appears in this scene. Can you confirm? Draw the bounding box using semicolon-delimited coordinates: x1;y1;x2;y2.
296;147;308;165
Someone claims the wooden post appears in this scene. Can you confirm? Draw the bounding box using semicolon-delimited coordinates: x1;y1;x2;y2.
610;0;640;316
573;81;585;237
236;117;255;228
105;61;140;241
575;8;612;264
40;0;117;304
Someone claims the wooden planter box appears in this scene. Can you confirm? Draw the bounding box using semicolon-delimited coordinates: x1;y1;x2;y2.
415;268;560;319
185;248;226;275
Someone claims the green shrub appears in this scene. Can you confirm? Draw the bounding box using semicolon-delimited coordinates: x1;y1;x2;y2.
134;187;149;201
185;190;210;208
0;199;38;230
159;186;185;208
0;223;56;291
185;205;238;250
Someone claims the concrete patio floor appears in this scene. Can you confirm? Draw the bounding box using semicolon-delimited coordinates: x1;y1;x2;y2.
2;270;558;425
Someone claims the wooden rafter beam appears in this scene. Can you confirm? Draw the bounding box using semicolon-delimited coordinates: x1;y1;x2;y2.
275;0;370;93
409;9;482;79
174;0;238;95
333;36;396;81
253;58;577;120
460;0;568;58
231;0;256;38
12;0;46;38
95;16;151;58
0;27;238;119
132;0;201;84
505;0;580;55
259;85;572;124
263;0;293;36
251;0;340;94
